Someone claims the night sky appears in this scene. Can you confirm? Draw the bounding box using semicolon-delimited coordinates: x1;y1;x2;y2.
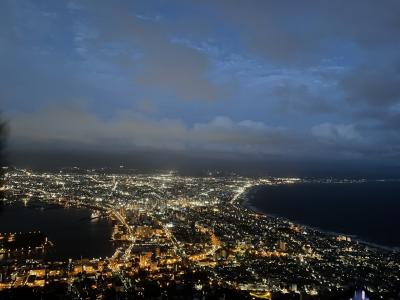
1;1;400;175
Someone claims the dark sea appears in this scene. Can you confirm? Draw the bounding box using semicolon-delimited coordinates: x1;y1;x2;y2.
246;181;400;248
0;202;115;260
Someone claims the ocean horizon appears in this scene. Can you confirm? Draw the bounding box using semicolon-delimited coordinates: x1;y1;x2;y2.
245;180;400;249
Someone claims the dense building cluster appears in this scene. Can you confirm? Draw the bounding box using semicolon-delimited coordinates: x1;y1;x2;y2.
1;168;399;299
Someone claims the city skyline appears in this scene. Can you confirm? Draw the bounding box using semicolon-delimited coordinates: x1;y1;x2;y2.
2;167;399;299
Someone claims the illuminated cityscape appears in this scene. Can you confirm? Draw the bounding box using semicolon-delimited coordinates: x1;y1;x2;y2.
1;0;400;299
1;168;399;299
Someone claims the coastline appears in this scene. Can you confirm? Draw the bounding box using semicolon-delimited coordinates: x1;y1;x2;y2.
234;184;399;252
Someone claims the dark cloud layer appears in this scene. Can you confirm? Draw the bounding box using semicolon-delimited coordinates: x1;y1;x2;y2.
342;64;400;107
213;0;400;62
1;0;400;176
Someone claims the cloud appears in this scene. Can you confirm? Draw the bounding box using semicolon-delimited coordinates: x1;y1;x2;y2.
212;0;400;64
8;107;292;155
312;123;361;144
272;83;334;115
192;116;290;153
67;0;226;101
2;0;400;169
309;122;399;160
136;40;222;101
341;64;400;107
7;104;400;166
